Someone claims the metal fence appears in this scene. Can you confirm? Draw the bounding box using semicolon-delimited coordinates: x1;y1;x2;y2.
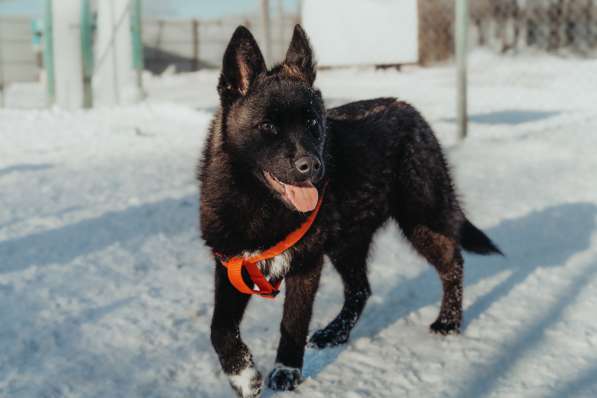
1;0;596;115
417;0;597;140
420;0;597;64
142;13;300;74
0;1;300;108
141;0;597;74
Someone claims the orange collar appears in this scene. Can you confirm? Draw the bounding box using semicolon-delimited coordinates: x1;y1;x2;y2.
214;191;324;299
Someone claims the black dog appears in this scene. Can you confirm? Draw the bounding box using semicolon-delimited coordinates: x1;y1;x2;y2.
198;25;501;397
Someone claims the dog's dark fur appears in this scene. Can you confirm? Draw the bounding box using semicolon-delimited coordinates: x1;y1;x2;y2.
198;25;501;397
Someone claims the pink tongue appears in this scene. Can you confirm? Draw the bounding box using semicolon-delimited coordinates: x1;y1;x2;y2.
284;184;319;212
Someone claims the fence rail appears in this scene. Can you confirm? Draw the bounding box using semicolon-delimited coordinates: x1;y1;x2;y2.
142;13;300;74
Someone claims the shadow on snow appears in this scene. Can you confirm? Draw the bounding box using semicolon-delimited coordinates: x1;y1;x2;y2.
0;194;198;274
303;202;597;397
0;163;53;177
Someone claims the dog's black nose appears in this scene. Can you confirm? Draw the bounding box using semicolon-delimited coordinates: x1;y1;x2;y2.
294;156;321;176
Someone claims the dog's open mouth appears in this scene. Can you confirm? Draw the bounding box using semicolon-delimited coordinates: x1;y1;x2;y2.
264;171;319;213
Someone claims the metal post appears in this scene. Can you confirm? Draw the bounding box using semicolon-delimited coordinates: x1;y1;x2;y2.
0;17;5;107
277;0;284;59
80;0;94;108
261;0;272;65
108;0;120;104
456;0;469;140
130;0;144;96
191;19;199;71
43;0;56;106
297;0;303;24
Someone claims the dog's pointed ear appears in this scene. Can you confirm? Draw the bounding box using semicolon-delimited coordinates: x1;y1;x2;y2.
218;26;266;103
283;25;316;85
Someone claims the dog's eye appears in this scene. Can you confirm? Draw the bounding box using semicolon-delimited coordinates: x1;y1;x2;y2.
259;122;277;135
307;118;320;138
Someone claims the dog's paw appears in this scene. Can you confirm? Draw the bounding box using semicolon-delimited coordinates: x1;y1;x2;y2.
266;364;303;391
228;365;263;398
430;319;461;335
307;327;349;349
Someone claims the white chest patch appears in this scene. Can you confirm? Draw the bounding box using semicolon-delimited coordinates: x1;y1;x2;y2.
242;250;293;280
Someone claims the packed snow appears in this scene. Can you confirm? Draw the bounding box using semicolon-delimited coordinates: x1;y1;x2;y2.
1;51;597;397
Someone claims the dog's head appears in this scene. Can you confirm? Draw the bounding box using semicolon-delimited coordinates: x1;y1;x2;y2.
217;25;326;213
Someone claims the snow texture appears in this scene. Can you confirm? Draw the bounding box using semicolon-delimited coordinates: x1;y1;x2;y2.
1;51;597;397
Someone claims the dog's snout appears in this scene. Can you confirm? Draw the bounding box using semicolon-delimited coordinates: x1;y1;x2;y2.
294;156;322;178
295;157;309;174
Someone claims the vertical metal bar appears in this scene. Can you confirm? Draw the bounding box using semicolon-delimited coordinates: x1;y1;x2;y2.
261;0;272;65
456;0;469;140
0;17;5;108
192;19;199;71
109;0;120;104
44;0;56;106
297;0;303;24
80;0;94;108
131;0;144;96
588;0;595;49
277;0;284;60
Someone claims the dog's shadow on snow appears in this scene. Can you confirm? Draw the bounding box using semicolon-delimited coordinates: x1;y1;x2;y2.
302;202;597;395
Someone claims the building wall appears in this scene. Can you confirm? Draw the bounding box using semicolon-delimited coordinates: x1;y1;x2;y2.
302;0;419;67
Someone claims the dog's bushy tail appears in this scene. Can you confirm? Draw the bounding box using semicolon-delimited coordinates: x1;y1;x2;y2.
460;219;503;255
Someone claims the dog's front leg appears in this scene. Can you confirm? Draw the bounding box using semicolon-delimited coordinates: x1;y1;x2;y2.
267;255;323;391
211;264;260;398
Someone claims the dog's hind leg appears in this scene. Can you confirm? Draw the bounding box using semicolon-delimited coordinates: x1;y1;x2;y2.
392;188;464;334
408;225;464;334
211;264;261;398
389;117;465;334
308;238;373;349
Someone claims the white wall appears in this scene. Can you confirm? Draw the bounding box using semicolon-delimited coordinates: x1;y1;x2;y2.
302;0;419;67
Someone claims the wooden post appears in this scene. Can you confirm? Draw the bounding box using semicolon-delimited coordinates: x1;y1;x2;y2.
456;0;469;140
261;0;272;65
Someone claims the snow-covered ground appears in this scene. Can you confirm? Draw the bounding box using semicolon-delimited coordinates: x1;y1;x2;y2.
1;51;597;397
